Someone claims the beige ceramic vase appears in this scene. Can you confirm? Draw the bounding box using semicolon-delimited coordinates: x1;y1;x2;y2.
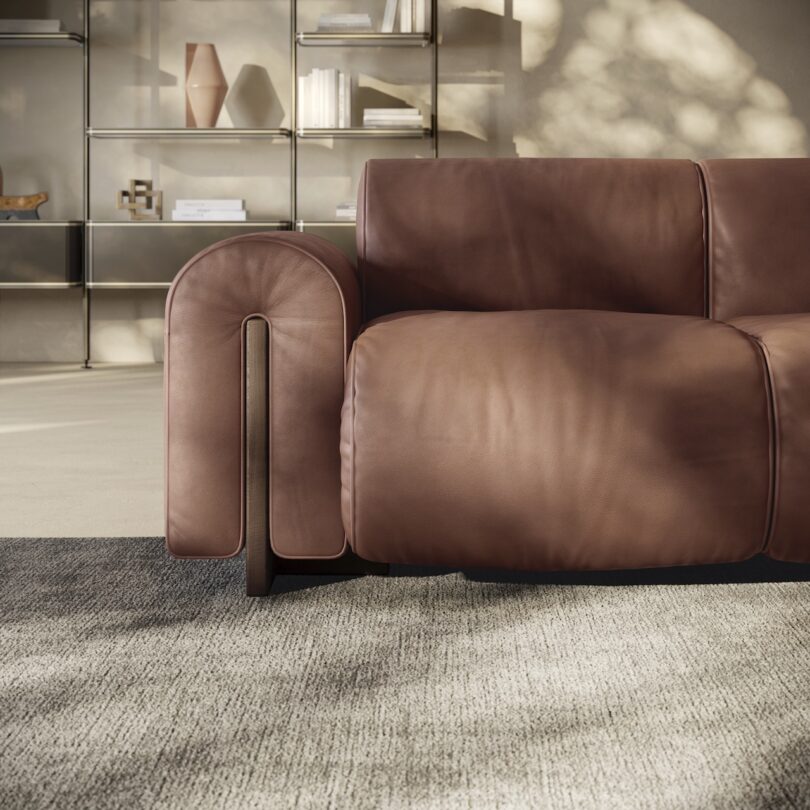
185;44;228;128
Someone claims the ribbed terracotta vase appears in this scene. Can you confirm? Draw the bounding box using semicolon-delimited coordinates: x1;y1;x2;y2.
185;44;228;128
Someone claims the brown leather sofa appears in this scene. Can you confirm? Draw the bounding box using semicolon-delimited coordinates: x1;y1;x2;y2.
164;158;810;594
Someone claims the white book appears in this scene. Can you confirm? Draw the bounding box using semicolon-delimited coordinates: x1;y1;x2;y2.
381;0;398;33
175;199;244;210
308;72;316;128
415;0;426;33
400;0;412;33
329;68;338;127
172;210;247;222
0;19;64;33
318;69;326;128
338;73;346;129
297;76;307;127
364;108;421;116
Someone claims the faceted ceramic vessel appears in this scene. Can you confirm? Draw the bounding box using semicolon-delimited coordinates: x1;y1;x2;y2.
185;44;228;128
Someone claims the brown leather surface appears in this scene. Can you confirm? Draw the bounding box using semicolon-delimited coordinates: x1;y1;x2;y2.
700;159;810;320
731;314;810;563
357;158;706;320
165;232;359;559
342;310;771;571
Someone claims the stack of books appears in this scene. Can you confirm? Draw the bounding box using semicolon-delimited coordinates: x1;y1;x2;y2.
335;202;357;221
0;19;65;33
381;0;428;33
298;69;352;129
363;108;423;129
171;199;247;222
317;13;372;32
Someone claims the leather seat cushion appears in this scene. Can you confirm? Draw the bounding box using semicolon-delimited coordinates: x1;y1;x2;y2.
731;314;810;563
341;309;772;571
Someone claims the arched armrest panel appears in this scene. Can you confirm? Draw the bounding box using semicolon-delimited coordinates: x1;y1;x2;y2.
165;232;359;559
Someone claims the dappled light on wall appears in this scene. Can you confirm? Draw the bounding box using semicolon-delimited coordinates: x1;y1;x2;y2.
441;0;809;158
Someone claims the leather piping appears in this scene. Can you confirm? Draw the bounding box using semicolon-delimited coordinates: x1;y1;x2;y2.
165;233;352;560
693;161;710;319
727;324;780;554
695;161;715;319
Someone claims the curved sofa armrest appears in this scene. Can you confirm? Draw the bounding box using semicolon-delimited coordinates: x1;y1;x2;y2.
165;232;359;559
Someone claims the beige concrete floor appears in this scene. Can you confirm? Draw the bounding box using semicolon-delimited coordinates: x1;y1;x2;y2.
0;363;163;537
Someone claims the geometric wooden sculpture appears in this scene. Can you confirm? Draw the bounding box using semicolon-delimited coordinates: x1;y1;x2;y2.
116;179;163;221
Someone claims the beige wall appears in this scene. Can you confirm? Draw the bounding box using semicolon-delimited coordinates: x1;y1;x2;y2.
2;0;808;362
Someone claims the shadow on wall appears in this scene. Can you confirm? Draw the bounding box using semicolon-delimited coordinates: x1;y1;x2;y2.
440;0;810;158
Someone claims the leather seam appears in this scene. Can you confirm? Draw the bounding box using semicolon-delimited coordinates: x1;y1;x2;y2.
361;164;369;320
694;161;710;319
727;323;779;554
350;343;360;558
696;161;714;319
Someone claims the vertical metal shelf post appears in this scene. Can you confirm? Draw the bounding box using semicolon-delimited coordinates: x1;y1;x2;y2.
290;0;300;225
82;0;91;367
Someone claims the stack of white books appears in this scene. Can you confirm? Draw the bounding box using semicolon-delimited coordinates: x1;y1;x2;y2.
298;69;352;129
172;199;247;222
381;0;428;33
0;19;65;33
335;202;357;221
317;13;372;32
363;108;423;129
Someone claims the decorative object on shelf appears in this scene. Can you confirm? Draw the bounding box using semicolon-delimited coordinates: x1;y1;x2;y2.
298;69;351;128
363;107;422;128
185;44;229;128
116;179;163;221
317;13;372;32
172;199;246;222
0;167;49;221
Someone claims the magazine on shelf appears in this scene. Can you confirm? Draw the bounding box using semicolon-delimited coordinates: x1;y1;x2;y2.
175;199;244;211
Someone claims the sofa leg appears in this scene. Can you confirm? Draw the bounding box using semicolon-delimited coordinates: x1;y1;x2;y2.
245;319;275;596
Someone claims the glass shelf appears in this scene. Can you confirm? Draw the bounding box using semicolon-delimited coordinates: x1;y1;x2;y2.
295;221;356;228
296;127;431;139
296;32;430;47
0;222;83;287
87;222;289;288
0;32;84;47
88;221;291;228
87;128;292;140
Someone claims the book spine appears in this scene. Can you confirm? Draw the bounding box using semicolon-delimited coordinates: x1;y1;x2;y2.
400;0;412;33
171;211;247;222
382;0;398;34
338;73;345;129
297;76;305;127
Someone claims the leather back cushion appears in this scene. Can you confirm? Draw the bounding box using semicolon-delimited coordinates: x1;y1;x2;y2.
701;159;810;321
357;158;706;319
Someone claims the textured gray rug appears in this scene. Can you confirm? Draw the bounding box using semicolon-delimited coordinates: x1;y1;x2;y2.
0;539;808;809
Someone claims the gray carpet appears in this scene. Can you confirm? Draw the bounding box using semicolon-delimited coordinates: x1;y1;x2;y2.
1;539;808;809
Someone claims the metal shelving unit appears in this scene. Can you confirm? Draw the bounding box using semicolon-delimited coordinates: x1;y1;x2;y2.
0;25;85;332
87;128;292;140
2;0;440;364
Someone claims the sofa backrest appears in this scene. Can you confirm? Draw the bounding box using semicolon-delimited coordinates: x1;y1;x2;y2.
357;158;707;320
700;159;810;321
